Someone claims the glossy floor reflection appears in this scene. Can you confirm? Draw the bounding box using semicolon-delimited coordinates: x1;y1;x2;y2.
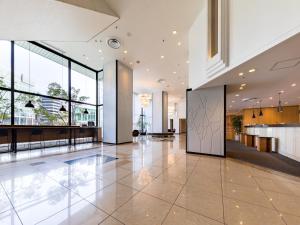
0;135;300;225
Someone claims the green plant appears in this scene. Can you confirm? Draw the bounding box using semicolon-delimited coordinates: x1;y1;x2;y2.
231;115;243;134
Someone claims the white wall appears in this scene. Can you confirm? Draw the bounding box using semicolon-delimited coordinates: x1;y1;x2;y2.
189;0;300;89
170;98;186;134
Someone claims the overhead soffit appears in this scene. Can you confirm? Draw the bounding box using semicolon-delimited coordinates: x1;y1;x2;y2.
0;0;118;41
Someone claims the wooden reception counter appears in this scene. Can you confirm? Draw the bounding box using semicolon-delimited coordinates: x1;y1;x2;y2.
245;124;300;162
0;126;102;152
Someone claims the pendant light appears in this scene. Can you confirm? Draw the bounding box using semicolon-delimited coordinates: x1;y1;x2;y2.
252;109;256;119
83;108;89;114
59;105;67;112
25;43;34;108
259;100;263;116
277;92;284;113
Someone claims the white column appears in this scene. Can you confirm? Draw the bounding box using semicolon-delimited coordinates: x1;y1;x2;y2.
152;91;168;133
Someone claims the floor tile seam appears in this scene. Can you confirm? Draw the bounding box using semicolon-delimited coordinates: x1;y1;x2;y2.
0;182;24;225
228;157;300;182
220;160;226;224
33;198;108;225
221;179;259;189
97;215;125;225
252;177;288;225
160;160;198;225
251;176;300;197
173;203;225;224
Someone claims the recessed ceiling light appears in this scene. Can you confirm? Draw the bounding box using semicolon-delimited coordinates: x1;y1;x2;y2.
241;83;246;87
146;68;150;72
232;100;235;103
229;105;232;108
269;97;273;100
181;82;185;85
172;31;177;35
280;90;285;93
238;72;244;76
173;71;177;74
284;102;288;105
186;60;190;64
291;83;296;87
161;55;165;59
123;50;128;54
177;42;182;46
249;68;256;73
235;94;240;97
98;49;102;53
239;87;244;90
129;62;133;65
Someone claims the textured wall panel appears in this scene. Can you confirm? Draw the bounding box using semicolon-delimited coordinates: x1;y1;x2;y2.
187;86;225;156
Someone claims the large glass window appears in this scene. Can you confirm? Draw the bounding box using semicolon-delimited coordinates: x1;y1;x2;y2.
14;93;68;126
14;41;69;99
71;63;96;105
71;103;96;126
0;41;11;88
0;90;11;125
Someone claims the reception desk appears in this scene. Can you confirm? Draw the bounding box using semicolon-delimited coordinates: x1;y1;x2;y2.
0;126;102;152
245;124;300;162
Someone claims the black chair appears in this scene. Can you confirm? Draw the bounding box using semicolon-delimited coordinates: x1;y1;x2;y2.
56;128;68;146
0;129;10;152
29;128;44;150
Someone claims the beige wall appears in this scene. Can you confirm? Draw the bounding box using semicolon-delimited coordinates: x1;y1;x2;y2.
243;106;300;126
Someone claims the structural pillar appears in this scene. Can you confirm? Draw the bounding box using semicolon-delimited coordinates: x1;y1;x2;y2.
103;60;133;144
152;91;168;133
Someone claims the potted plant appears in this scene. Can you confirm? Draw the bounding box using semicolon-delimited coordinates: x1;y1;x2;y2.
231;115;243;141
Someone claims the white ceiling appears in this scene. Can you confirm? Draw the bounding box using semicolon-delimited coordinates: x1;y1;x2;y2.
203;33;300;113
42;0;201;103
0;0;118;41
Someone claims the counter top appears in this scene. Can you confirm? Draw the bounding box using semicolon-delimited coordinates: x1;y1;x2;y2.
244;124;300;128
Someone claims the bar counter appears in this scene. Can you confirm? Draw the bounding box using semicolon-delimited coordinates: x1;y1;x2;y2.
245;124;300;162
0;126;102;152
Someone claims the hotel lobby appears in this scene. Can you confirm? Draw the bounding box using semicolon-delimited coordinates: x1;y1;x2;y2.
1;0;300;225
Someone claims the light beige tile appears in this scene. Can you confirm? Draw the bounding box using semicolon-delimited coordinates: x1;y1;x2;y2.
175;185;224;222
112;192;171;225
224;197;285;225
99;217;124;225
163;205;223;225
0;209;22;225
223;182;273;208
254;176;297;195
142;177;183;203
38;199;108;225
186;173;222;195
282;213;300;225
118;172;154;191
265;191;300;217
222;169;258;187
86;183;137;214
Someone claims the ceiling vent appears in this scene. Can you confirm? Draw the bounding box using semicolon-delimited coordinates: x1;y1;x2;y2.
107;38;121;49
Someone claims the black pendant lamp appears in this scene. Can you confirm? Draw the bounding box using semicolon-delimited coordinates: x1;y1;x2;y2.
83;108;89;114
25;44;35;108
277;92;284;113
25;100;34;108
59;105;67;112
259;100;263;116
252;110;256;119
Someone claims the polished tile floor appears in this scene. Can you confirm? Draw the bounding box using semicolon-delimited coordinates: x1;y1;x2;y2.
0;135;300;225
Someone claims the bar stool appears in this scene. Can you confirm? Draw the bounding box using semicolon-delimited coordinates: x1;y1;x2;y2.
29;128;44;150
56;128;68;146
0;129;10;152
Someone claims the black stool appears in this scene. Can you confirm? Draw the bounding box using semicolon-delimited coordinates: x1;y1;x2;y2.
0;129;10;152
29;128;44;149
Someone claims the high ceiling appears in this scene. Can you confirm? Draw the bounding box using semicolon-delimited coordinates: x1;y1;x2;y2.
42;0;201;103
203;33;300;113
